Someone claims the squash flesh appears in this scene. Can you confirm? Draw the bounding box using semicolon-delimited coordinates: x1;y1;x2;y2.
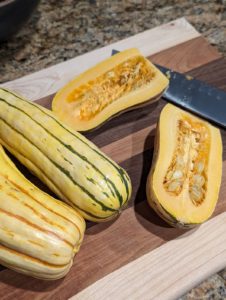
68;56;155;120
147;104;222;227
163;117;210;206
52;48;169;131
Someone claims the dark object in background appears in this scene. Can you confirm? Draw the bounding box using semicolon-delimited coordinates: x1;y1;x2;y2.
0;0;40;42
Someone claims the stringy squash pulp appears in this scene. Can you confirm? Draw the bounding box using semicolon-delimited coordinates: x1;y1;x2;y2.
146;104;222;228
52;48;169;131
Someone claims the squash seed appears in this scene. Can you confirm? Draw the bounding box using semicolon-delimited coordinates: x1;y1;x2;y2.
193;174;205;187
196;162;205;174
168;181;181;192
190;185;203;204
164;117;209;203
172;170;183;180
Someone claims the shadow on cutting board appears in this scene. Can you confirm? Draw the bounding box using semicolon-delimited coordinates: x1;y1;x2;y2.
0;269;64;292
84;97;160;147
5;149;57;198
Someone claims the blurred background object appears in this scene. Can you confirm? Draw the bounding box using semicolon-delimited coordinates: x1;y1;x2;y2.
0;0;40;42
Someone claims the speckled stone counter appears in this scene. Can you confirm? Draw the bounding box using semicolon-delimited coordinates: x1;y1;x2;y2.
0;0;226;83
0;0;225;298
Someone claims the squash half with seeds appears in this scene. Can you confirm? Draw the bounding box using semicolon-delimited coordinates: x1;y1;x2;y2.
52;48;169;131
0;88;131;222
146;104;222;228
0;144;85;280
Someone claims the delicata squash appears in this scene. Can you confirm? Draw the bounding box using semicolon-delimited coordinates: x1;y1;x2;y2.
52;48;169;131
0;88;131;222
146;104;222;228
0;144;85;280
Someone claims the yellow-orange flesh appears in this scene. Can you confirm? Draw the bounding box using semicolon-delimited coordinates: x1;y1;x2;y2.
163;117;210;206
52;48;169;132
66;56;156;121
147;104;222;227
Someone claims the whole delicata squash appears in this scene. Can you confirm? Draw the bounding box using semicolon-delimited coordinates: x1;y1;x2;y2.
52;48;169;131
0;88;131;223
146;104;222;228
0;144;85;280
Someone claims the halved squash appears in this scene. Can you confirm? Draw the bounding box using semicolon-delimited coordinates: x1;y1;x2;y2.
52;48;169;131
146;104;222;228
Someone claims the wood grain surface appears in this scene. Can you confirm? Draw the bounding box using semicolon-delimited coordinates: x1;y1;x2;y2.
0;23;225;300
71;212;226;300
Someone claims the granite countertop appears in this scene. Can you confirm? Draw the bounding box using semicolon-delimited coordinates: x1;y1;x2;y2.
0;0;225;298
0;0;226;83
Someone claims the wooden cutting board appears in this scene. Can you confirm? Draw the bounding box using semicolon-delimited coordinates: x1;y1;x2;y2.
0;18;226;300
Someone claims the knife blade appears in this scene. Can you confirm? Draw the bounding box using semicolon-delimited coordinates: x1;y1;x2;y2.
111;49;226;129
156;64;226;129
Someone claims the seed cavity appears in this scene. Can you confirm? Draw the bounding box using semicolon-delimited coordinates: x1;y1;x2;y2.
163;117;209;206
67;56;156;120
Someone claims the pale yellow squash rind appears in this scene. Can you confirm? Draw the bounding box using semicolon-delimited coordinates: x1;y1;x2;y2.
0;144;85;279
0;88;132;222
52;48;169;131
146;104;222;227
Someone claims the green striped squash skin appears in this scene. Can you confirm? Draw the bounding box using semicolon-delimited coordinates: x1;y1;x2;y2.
0;89;132;222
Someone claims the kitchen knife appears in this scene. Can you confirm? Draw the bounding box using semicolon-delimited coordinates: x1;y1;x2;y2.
112;49;226;129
